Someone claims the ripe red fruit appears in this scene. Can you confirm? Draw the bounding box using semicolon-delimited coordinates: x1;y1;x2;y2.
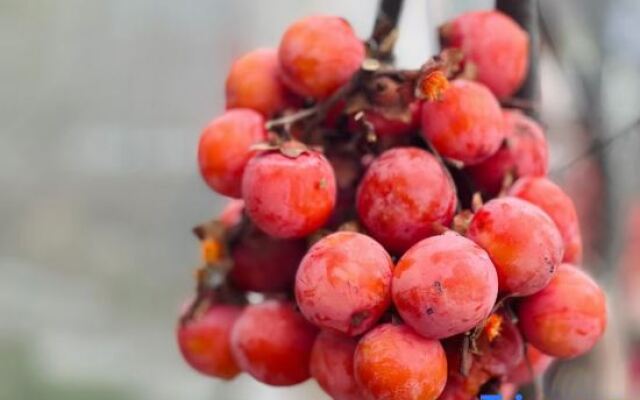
421;80;506;165
467;110;548;196
219;199;244;228
354;324;447;400
349;102;422;137
392;234;498;339
177;304;242;380
509;177;583;264
466;197;564;296
356;147;457;254
506;345;554;385
310;330;362;400
230;300;317;385
440;11;529;99
295;231;393;336
474;316;524;376
518;263;607;358
225;48;296;117
230;225;307;292
278;15;365;99
242;144;337;238
198;109;267;198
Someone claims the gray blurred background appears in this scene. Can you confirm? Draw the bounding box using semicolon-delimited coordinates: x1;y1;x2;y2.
1;0;639;399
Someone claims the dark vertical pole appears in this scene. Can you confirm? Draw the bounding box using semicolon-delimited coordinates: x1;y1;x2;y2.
368;0;405;62
496;0;541;120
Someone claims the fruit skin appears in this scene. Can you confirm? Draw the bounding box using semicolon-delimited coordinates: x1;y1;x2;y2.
440;11;529;99
295;232;393;336
219;200;308;292
219;199;245;228
356;147;457;254
225;48;296;117
421;80;505;165
349;102;422;137
310;330;363;400
177;304;243;379
198;109;267;198
509;177;583;264
506;345;554;385
230;225;307;292
230;300;318;386
354;324;447;400
467;197;564;296
242;145;337;238
467;110;548;196
439;317;523;399
278;15;365;99
392;234;498;339
518;263;607;358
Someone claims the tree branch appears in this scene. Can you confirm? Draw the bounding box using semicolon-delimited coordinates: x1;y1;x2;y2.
496;0;541;120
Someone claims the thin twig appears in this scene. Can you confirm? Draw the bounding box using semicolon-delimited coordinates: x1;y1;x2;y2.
551;118;640;177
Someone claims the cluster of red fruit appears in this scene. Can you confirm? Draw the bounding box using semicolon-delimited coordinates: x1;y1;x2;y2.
177;10;607;400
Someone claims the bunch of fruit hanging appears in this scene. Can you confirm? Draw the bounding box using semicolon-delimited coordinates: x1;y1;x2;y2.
176;2;607;399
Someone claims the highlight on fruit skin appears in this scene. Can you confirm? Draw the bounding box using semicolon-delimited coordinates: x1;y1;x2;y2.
278;15;365;99
518;263;607;358
295;231;393;336
354;323;448;400
197;109;267;198
392;233;498;339
466;197;564;296
439;10;529;99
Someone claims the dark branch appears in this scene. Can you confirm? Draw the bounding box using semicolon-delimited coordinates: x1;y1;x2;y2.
496;0;541;120
368;0;405;61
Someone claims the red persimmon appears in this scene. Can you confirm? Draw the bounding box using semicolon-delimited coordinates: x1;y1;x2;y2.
295;231;393;336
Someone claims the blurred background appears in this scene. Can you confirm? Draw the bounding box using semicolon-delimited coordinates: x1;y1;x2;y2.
1;0;638;399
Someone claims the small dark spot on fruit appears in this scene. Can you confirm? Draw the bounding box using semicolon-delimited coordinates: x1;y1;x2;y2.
433;281;443;294
426;307;435;315
351;310;370;327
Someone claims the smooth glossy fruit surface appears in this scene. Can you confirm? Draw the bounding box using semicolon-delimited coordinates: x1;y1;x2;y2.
421;80;505;165
356;147;457;254
198;109;267;198
354;324;447;400
467;197;564;296
467;110;548;196
225;48;295;117
242;145;336;238
509;176;583;264
392;234;498;339
310;330;363;400
440;11;529;99
279;15;365;99
177;304;243;379
518;263;607;358
230;300;317;385
296;231;393;335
